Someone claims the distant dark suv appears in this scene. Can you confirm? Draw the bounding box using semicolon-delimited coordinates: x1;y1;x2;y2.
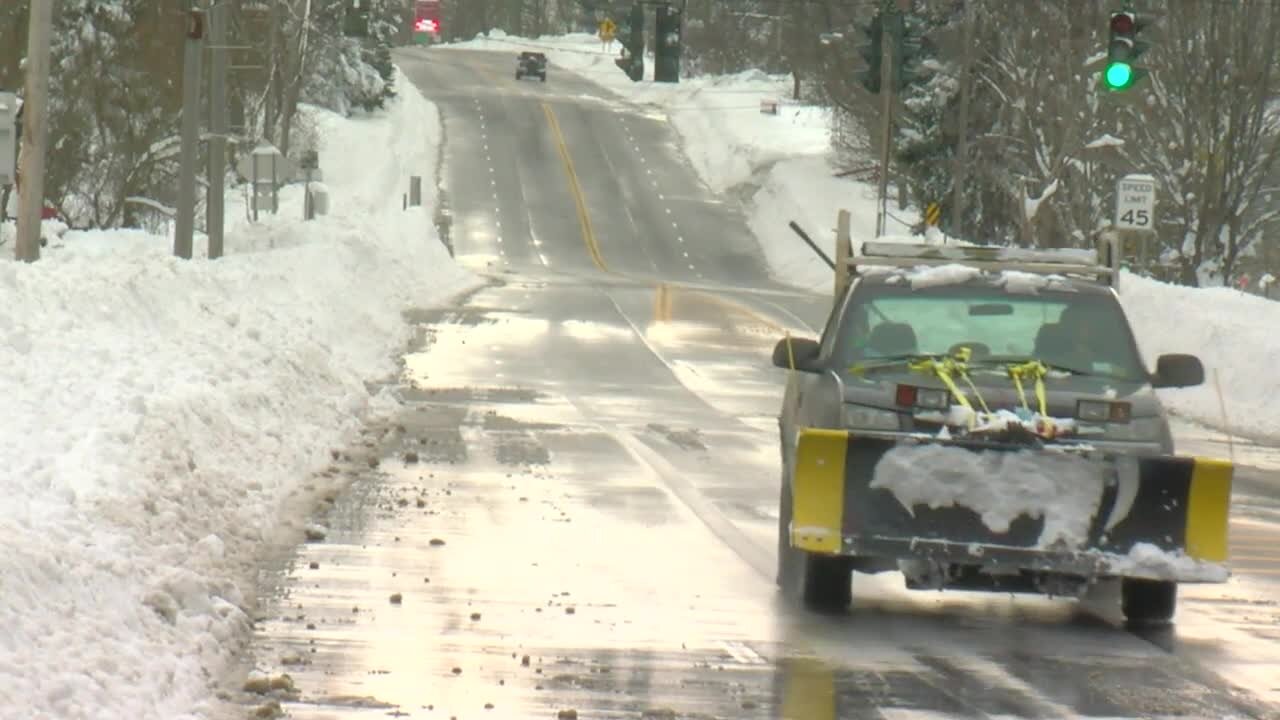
516;52;547;82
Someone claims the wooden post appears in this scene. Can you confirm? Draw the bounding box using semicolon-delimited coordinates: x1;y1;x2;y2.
15;0;54;263
835;210;852;300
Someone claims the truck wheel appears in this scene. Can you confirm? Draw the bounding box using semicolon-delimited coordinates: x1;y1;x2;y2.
515;71;522;80
777;477;853;611
1121;578;1177;625
540;73;546;82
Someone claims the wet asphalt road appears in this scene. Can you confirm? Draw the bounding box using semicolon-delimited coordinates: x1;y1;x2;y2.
227;47;1280;719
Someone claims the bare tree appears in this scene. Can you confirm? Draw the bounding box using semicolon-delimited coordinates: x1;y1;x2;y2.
1123;0;1280;285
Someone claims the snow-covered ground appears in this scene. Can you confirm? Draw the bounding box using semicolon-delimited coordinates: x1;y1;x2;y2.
444;30;1280;442
0;69;477;717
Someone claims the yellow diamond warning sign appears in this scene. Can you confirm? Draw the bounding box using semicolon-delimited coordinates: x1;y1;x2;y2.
925;202;941;227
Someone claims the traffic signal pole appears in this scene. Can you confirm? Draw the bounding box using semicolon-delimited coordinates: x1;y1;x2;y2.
207;0;229;259
175;0;205;259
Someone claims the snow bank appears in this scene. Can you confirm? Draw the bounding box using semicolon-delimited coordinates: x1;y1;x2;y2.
1118;272;1280;440
0;68;477;717
871;444;1107;548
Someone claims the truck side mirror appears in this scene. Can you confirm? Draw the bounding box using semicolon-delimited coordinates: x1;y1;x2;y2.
1152;354;1204;389
772;337;820;372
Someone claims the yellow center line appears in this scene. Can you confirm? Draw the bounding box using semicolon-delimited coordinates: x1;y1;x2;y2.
653;283;673;323
537;100;796;337
541;102;609;273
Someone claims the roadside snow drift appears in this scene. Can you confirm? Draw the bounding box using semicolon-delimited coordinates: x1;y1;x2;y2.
0;69;477;717
1119;274;1280;440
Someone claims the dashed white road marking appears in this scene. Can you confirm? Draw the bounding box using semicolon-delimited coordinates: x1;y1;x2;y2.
719;640;766;665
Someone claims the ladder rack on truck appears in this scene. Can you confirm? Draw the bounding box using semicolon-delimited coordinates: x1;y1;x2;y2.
833;236;1124;299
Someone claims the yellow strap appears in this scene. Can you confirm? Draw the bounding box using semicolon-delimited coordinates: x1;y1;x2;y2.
785;333;796;371
1034;374;1047;417
954;361;991;414
1007;361;1049;416
1010;371;1029;412
934;346;990;415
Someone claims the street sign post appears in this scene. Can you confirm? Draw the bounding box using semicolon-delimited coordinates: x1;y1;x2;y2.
237;141;295;221
300;149;320;221
1115;173;1155;231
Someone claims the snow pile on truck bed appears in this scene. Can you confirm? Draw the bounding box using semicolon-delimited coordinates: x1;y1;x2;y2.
870;443;1106;548
0;69;477;718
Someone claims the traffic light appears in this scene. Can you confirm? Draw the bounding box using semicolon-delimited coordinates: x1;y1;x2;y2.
614;3;645;82
854;13;884;94
1102;11;1150;91
654;3;682;83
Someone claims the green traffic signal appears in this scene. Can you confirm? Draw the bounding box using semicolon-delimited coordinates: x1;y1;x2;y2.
1101;11;1150;92
1104;61;1133;89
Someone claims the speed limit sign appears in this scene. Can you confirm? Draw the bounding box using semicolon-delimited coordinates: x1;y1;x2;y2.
1115;174;1155;230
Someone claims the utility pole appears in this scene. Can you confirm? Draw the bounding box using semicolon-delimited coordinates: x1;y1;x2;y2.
264;0;282;142
950;0;975;242
207;0;228;259
874;8;898;238
15;0;54;263
175;0;206;259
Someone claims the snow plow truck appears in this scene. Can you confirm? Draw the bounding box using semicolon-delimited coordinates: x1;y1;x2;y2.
772;237;1233;625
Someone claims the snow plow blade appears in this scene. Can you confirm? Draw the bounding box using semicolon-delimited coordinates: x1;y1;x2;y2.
789;428;1232;583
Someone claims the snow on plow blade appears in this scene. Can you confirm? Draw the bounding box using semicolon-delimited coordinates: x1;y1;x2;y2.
790;428;1233;582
